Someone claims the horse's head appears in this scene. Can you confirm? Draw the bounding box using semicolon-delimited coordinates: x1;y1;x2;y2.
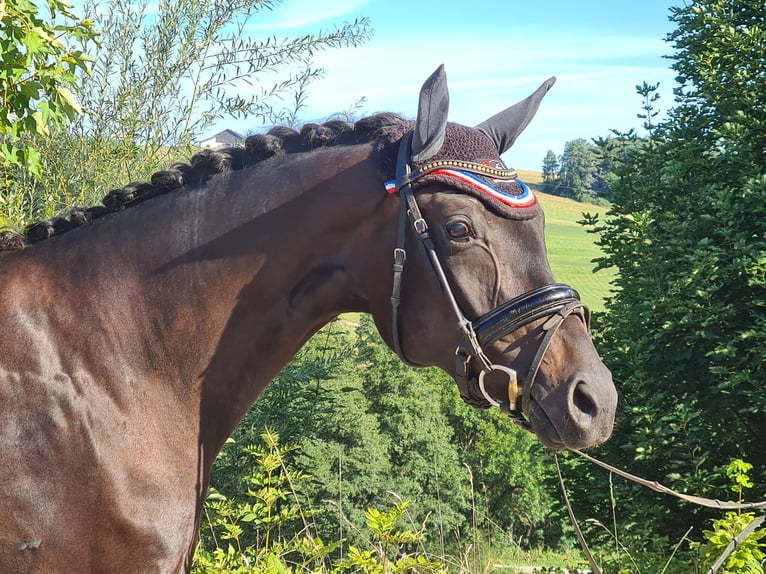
374;66;616;450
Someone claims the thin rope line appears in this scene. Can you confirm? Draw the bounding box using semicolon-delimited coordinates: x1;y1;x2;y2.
554;453;602;574
558;449;766;574
569;449;766;510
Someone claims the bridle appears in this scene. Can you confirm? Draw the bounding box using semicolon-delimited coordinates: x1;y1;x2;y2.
388;131;591;426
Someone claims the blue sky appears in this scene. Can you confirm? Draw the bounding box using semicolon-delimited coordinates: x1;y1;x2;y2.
212;0;681;170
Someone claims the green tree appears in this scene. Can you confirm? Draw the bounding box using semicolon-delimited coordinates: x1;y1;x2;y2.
590;130;643;202
582;0;766;547
195;432;446;573
75;0;370;160
541;150;559;183
353;316;470;547
635;80;661;134
445;397;562;550
6;0;370;227
556;138;598;201
0;0;97;221
211;317;471;553
210;320;393;547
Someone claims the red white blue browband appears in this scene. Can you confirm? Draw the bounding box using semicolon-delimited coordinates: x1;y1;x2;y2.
384;169;536;209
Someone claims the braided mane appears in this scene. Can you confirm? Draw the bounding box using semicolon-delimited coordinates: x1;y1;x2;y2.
0;113;408;253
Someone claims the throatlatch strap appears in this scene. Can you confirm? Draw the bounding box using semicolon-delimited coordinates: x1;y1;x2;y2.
389;132;414;364
389;196;409;363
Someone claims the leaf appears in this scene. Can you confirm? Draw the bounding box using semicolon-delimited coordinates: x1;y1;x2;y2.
25;147;42;177
55;86;83;117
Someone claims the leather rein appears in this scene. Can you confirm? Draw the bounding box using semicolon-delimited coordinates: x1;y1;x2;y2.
388;130;590;425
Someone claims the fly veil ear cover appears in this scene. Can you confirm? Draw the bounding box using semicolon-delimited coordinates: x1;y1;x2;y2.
410;64;450;163
404;66;556;220
476;76;557;155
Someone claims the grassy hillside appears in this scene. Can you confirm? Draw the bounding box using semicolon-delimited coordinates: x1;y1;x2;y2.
518;170;614;312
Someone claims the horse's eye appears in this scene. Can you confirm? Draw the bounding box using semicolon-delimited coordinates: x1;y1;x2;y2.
445;220;472;240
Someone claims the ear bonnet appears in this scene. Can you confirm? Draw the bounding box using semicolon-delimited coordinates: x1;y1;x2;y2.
386;65;555;221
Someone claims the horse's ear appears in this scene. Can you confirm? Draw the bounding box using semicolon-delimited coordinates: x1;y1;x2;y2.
476;77;556;155
411;64;449;162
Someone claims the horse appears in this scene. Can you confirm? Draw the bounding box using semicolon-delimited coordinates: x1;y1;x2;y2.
0;65;617;572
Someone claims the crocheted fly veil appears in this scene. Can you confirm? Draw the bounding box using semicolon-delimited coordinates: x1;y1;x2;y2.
389;66;556;221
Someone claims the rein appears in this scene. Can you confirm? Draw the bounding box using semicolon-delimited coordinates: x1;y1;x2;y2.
555;449;766;574
388;131;589;425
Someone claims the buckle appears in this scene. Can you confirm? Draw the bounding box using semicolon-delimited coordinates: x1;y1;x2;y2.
413;218;427;234
478;364;518;410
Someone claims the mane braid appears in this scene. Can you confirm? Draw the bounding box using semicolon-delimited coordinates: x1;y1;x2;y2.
0;114;408;253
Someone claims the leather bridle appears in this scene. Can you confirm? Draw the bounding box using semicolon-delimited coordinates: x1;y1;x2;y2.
388;131;591;426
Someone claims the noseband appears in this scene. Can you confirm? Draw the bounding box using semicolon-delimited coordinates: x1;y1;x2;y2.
388;131;590;426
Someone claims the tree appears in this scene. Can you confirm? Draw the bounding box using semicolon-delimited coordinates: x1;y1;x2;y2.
444;396;562;550
75;0;370;154
541;150;559;182
590;130;642;201
210;317;472;553
557;138;597;201
581;0;766;547
0;0;97;214
209;320;394;548
635;81;661;134
353;316;471;546
5;0;370;226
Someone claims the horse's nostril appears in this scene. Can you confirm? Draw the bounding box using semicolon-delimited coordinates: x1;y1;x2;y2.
572;382;597;418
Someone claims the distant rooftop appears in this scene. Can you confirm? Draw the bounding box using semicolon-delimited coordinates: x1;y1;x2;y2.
199;129;245;149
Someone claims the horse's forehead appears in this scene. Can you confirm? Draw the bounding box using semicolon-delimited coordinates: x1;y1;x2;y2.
410;123;542;221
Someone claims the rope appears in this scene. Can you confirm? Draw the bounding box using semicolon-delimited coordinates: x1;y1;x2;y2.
555;449;766;574
554;453;602;574
570;449;766;511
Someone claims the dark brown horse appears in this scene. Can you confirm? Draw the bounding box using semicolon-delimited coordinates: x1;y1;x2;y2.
0;66;616;572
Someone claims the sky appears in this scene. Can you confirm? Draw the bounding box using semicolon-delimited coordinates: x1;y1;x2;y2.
208;0;681;170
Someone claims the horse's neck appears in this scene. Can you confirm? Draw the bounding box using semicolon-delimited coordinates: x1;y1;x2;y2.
43;143;393;450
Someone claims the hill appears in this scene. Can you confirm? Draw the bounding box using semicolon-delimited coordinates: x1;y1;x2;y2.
518;170;613;312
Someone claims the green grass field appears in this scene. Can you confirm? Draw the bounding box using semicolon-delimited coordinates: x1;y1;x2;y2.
518;170;613;312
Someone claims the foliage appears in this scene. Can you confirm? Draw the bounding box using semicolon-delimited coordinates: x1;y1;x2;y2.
0;0;97;171
557;139;598;201
541;150;559;183
336;503;446;574
542;134;643;204
0;0;97;223
444;397;560;550
635;81;661;134
75;0;370;152
213;317;473;552
212;320;393;547
698;512;765;574
352;316;471;544
577;0;766;550
694;460;766;574
194;430;337;572
194;430;446;573
3;0;370;228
